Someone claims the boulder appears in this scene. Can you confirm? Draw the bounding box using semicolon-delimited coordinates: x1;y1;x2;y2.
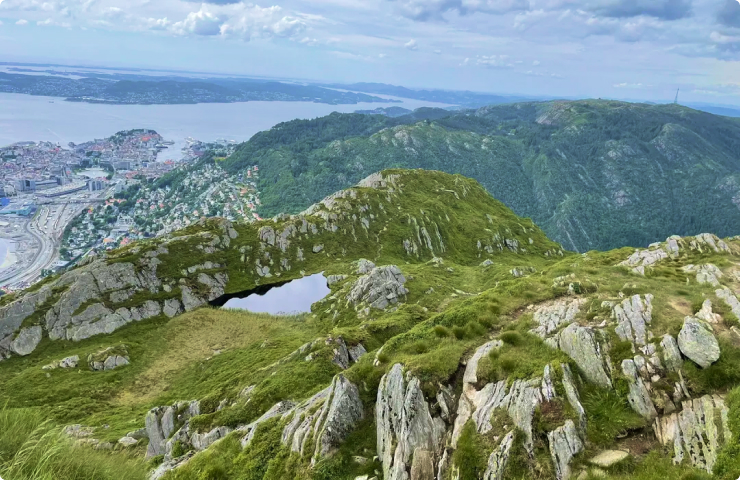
716;288;740;319
10;325;42;356
677;317;720;368
695;299;721;324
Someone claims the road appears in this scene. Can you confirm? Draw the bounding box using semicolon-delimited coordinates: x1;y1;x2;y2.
0;199;96;287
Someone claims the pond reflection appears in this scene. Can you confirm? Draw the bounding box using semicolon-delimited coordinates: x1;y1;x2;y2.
222;273;331;315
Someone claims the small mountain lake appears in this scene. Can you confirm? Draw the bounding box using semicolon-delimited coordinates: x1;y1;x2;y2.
222;273;331;315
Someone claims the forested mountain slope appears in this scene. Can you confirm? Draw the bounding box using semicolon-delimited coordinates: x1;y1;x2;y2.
220;100;740;252
3;170;740;480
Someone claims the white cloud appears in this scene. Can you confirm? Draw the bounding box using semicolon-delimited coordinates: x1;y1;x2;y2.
466;54;513;68
171;8;227;36
405;38;418;50
532;59;541;66
434;49;442;54
15;18;27;25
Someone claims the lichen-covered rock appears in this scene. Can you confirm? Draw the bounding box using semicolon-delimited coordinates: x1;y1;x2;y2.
482;431;515;480
356;259;376;274
716;287;740;319
163;298;183;318
561;364;586;430
682;264;723;287
531;299;584;338
462;340;502;389
239;401;296;448
653;395;730;472
10;325;42;356
376;364;445;480
621;359;658;420
348;343;367;363
620;247;668;274
313;375;364;458
347;265;409;310
548;420;583;480
695;299;721;324
677;317;720;368
556;323;612;388
660;334;683;372
613;294;653;346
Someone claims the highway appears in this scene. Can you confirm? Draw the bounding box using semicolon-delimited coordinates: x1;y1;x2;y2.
0;197;99;287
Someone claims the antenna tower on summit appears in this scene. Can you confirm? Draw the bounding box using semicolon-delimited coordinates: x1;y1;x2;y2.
674;88;679;104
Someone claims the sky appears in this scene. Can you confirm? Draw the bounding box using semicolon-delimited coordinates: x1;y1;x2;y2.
1;0;740;105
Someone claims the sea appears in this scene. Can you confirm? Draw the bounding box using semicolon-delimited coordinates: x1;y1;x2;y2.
0;92;452;160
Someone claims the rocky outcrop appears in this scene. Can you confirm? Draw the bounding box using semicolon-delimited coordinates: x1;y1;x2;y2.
716;287;740;319
621;359;658;420
531;299;584;338
43;354;80;370
347;265;409;310
682;264;723;287
556;323;612;389
677;317;720;368
653;395;730;472
660;334;683;372
613;294;653;347
145;401;200;458
548;420;583;480
619;234;731;274
695;299;722;324
377;364;445;480
88;346;130;371
483;431;515;480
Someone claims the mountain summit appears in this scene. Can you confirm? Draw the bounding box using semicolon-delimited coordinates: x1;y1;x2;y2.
2;169;740;480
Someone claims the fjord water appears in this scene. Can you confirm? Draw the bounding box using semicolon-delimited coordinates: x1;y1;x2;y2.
223;272;330;315
0;92;450;157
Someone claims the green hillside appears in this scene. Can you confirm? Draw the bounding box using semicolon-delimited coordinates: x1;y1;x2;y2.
221;100;740;252
3;170;740;480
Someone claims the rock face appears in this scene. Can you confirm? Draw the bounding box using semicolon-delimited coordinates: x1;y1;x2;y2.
548;420;583;480
531;299;584;338
653;395;730;472
556;323;612;388
10;326;42;356
613;294;653;346
677;317;720;368
88;346;131;371
145;401;200;458
621;359;658;420
376;364;445;480
347;265;409;310
682;264;723;286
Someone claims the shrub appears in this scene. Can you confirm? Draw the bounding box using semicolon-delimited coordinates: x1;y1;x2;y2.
433;325;452;338
452;326;467;340
499;331;523;346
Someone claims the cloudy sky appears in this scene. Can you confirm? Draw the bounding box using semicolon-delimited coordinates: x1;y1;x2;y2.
0;0;739;105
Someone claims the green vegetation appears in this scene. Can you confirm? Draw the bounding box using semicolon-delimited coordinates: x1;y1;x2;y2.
216;100;740;252
0;406;147;480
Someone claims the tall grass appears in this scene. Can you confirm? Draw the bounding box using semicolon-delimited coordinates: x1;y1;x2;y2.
0;406;147;480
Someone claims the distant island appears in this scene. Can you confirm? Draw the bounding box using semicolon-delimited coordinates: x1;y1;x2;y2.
0;71;397;106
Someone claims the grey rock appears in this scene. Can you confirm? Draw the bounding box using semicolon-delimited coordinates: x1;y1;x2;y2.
548;420;583;480
557;323;612;388
239;400;296;448
356;259;376;274
313;244;324;253
531;299;584;338
410;449;435;480
118;436;139;447
10;326;42;356
660;334;683;372
59;355;80;368
463;340;502;387
330;337;350;370
482;431;515;480
695;299;721;324
326;274;348;286
103;355;130;371
480;259;494;267
541;364;557;401
621;359;658;420
314;375;364;458
561;364;586;431
150;451;195;480
613;294;653;346
376;364;445;480
678;317;720;368
163;298;183;318
348;343;367;363
589;450;630;468
180;286;205;311
653;395;730;472
716;288;740;320
620;247;668;274
347;265;409;310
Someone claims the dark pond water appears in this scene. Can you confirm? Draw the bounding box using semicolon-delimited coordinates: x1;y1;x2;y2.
222;273;331;315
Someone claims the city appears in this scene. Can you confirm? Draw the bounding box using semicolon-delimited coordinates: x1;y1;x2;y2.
0;130;246;293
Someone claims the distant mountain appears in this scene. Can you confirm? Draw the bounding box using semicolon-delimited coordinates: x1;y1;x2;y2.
0;72;394;105
217;99;740;252
322;81;546;107
354;106;413;117
686;103;740;118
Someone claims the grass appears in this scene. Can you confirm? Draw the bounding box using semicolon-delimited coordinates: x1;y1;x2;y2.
0;406;147;480
580;386;646;446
